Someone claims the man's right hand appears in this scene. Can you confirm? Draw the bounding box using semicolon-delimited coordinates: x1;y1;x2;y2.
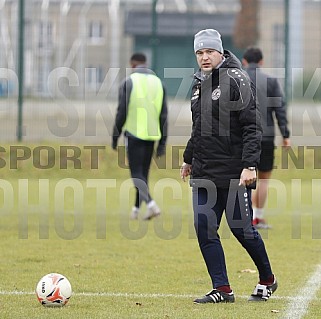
180;162;192;182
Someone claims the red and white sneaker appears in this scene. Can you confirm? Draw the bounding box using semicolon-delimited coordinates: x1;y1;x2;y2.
252;218;272;229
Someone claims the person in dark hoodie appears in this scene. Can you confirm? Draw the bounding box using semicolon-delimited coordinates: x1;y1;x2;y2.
242;47;290;229
180;29;277;303
112;53;168;220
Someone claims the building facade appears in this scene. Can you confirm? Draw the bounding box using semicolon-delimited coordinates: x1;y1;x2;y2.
0;0;320;99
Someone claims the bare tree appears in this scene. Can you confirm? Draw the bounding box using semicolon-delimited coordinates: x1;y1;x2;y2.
233;0;260;49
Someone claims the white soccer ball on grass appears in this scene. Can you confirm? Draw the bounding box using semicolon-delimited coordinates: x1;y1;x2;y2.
35;273;72;307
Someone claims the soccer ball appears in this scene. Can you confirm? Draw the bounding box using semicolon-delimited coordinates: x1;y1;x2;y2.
35;273;72;307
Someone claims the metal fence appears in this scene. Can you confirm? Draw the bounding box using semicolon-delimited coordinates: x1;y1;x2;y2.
0;0;320;143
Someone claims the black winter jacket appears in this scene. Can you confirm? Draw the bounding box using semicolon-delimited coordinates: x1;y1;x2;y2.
245;63;290;142
183;50;262;188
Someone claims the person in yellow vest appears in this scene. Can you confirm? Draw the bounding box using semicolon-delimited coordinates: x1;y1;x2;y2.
112;53;168;220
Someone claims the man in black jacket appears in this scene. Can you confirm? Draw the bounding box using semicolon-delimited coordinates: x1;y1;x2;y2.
112;53;168;220
180;29;277;303
242;47;290;229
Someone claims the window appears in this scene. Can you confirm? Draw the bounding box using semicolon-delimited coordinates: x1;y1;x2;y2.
86;66;105;90
272;24;284;69
38;21;54;50
88;21;104;43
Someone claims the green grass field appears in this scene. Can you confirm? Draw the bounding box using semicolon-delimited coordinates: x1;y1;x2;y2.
0;144;320;318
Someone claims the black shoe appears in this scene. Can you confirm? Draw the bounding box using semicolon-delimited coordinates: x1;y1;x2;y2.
194;289;235;304
248;276;278;301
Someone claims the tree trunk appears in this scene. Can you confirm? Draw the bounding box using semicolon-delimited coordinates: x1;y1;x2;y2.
233;0;260;49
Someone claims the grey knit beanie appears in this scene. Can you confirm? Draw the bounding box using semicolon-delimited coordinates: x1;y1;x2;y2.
194;29;223;53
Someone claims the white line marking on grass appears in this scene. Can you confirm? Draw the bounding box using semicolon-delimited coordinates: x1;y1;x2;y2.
283;262;321;319
2;291;198;298
0;290;320;302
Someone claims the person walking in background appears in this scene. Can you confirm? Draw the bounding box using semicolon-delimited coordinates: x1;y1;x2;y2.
242;47;290;229
112;53;168;220
180;29;277;304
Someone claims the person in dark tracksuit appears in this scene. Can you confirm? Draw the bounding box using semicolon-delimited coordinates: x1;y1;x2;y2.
180;29;277;303
242;47;290;229
112;53;168;220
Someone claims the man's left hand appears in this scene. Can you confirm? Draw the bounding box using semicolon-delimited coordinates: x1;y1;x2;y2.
112;137;118;150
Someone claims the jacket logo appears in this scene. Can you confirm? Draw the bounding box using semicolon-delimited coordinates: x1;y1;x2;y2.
212;87;221;100
191;88;200;101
